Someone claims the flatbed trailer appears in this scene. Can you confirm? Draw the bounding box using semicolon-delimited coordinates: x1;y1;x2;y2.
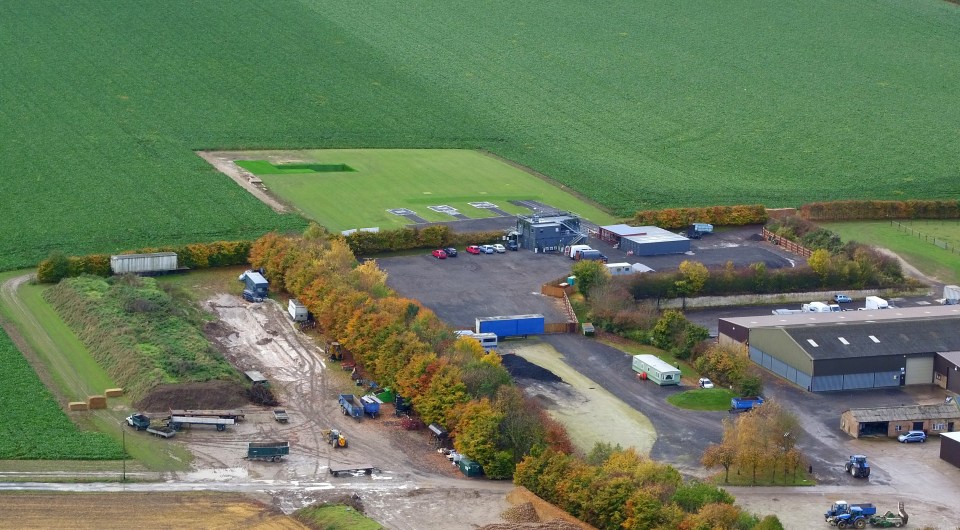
329;464;380;477
169;409;245;422
168;415;235;431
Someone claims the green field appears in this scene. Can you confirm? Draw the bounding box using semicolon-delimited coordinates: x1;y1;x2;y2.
0;328;124;460
3;1;960;269
234;149;617;230
823;220;960;284
0;271;191;469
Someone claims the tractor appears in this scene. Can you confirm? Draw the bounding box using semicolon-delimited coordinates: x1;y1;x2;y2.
323;429;348;449
844;454;870;478
869;502;908;528
826;501;876;528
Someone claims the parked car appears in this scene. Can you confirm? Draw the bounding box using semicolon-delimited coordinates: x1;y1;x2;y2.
443;247;458;257
466;245;481;255
492;243;506;253
834;294;853;303
478;245;495;254
506;240;519;251
898;430;927;443
698;378;714;389
431;249;447;259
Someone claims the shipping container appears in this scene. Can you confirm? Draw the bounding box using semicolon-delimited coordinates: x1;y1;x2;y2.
110;252;178;275
475;314;545;338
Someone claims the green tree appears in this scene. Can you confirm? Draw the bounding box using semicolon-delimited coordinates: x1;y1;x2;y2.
571;260;608;299
453;399;503;475
585;441;621;466
671;481;734;512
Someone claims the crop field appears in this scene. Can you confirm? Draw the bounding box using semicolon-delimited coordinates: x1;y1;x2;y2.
231;149;617;230
3;1;960;269
823;220;960;284
0;329;124;460
0;492;307;529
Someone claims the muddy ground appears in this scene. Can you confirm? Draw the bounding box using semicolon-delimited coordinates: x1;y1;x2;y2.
199;294;520;529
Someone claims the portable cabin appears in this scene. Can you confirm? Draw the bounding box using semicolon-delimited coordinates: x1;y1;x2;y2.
469;332;498;351
631;354;681;386
604;262;632;276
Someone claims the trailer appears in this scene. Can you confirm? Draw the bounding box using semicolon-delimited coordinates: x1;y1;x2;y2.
169;409;245;422
168;415;235;431
475;314;545;338
288;299;308;322
273;409;289;423
329;463;380;477
245;441;289;462
146;425;177;438
772;308;804;315
110;252;178;275
338;394;363;420
631;354;681;386
730;397;764;413
802;302;840;313
360;394;383;418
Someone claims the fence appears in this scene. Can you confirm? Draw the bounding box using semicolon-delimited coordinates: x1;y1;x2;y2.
541;281;579;333
761;228;813;258
890;220;959;255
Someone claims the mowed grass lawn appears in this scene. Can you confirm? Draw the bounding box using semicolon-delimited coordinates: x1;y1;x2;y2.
3;2;960;269
823;220;960;285
237;149;617;230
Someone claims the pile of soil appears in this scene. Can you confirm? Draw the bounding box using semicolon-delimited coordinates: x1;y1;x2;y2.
502;502;539;523
135;380;248;411
501;355;563;383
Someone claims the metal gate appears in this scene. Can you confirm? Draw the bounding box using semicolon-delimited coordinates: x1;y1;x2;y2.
905;355;934;385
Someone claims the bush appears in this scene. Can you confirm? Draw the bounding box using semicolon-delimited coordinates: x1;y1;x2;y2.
631;204;767;229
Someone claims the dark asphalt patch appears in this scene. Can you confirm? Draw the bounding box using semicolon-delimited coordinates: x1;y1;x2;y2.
500;354;563;383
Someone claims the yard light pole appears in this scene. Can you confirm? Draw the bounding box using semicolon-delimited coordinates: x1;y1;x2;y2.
121;422;126;483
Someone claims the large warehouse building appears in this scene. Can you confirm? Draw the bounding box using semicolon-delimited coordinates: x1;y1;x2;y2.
719;306;960;392
597;224;690;256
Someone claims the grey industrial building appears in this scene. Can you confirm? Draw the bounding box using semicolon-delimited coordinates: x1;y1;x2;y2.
515;211;586;252
597;224;690;256
718;306;960;392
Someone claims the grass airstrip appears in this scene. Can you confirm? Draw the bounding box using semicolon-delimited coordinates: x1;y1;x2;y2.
233;149;618;231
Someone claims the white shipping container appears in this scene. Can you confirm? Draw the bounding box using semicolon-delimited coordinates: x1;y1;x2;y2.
110;252;178;275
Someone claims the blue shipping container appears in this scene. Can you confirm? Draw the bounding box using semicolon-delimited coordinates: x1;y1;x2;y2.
475;314;545;338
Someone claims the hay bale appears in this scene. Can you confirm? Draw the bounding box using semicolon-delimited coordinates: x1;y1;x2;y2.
68;402;88;411
87;395;107;409
104;388;124;398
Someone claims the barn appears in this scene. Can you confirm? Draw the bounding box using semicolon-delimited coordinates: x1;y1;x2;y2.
840;403;960;439
718;306;960;392
515;211;586;252
597;224;690;256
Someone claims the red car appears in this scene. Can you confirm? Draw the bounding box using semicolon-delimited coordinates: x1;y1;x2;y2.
466;245;481;255
431;249;447;259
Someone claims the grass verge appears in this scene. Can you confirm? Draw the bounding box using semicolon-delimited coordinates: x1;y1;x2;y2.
666;388;736;411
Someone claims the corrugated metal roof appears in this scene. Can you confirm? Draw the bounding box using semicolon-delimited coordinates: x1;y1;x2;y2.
623;227;689;244
938;350;960;366
722;305;960;328
846;402;960;422
111;251;177;259
784;318;960;359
